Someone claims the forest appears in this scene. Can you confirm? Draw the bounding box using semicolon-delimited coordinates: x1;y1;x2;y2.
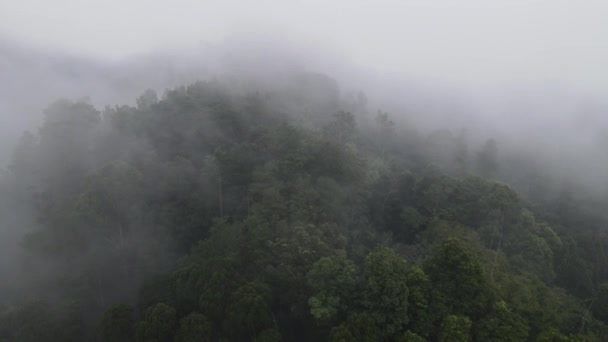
1;72;608;342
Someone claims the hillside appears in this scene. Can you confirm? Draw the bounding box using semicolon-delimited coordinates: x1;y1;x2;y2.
1;77;608;341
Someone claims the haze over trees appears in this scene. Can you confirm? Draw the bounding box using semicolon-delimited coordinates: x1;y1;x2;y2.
2;2;608;337
0;61;607;341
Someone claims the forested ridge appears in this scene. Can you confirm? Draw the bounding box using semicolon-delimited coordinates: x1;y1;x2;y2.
1;74;608;341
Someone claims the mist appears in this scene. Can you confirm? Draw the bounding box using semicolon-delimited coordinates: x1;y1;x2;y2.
2;0;608;187
1;1;608;341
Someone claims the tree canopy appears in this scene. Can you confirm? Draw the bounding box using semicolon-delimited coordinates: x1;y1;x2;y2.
1;78;608;341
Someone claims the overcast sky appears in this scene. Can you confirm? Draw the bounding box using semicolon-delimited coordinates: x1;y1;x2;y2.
1;0;607;91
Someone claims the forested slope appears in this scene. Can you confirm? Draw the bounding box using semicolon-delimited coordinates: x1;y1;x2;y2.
1;75;608;341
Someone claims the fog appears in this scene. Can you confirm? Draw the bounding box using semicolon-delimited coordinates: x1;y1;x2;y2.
2;1;608;181
1;1;608;340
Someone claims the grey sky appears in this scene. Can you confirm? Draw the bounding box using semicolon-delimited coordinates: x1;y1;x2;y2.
1;0;607;91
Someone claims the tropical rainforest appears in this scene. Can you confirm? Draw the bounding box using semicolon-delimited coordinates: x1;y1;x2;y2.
1;73;608;342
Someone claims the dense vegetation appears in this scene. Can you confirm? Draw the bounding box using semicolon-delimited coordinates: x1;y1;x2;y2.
1;74;608;341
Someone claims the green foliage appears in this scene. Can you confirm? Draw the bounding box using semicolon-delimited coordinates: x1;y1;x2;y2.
224;281;273;338
172;256;239;319
307;251;357;322
325;111;357;143
406;266;433;336
439;315;472;342
138;275;176;313
401;206;425;231
135;303;177;342
425;238;491;319
399;330;427;342
174;313;212;342
360;247;410;337
475;300;529;341
555;238;593;297
4;79;608;342
534;329;601;342
0;302;84;342
591;283;608;324
100;304;134;342
256;328;282;342
329;312;381;342
0;303;59;342
509;231;555;282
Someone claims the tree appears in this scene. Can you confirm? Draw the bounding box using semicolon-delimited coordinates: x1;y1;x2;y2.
591;283;608;324
256;328;282;342
453;130;469;176
326;111;357;144
361;247;410;338
475;300;529;341
5;69;608;342
8;131;38;187
398;330;426;342
375;110;395;134
307;251;357;322
174;313;212;342
401;206;426;240
135;303;177;342
375;110;395;158
224;281;273;339
555;238;593;298
0;302;59;342
136;89;158;110
330;312;380;342
100;304;134;342
439;315;472;342
406;266;433;337
424;238;491;320
172;257;238;320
